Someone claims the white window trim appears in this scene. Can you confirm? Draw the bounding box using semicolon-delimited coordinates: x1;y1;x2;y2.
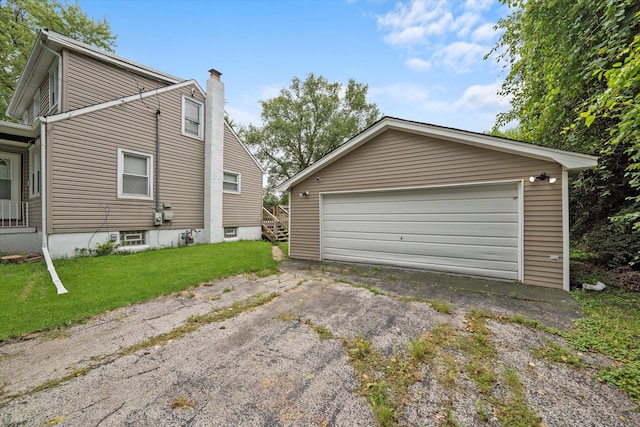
29;142;41;197
224;227;238;240
181;95;204;140
48;61;59;113
117;148;154;200
223;170;241;194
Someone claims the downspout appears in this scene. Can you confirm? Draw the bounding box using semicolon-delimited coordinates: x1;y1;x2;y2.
40;120;68;295
155;110;160;212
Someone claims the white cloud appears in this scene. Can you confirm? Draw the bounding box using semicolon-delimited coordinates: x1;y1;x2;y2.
464;0;495;11
454;81;510;110
471;22;496;42
378;0;452;46
452;12;480;37
432;41;487;73
405;57;432;71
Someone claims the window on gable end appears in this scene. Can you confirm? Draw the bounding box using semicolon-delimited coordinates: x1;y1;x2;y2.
182;96;203;139
48;61;59;112
223;171;240;193
33;89;40;120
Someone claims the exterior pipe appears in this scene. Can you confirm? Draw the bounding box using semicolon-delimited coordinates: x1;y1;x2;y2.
155;109;160;212
40;120;68;294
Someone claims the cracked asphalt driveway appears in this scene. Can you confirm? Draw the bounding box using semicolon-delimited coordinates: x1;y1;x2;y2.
1;259;638;426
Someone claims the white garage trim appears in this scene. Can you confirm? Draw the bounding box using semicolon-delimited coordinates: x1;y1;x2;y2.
320;180;523;281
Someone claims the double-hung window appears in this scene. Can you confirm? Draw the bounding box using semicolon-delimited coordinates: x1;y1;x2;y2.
49;62;59;112
29;143;41;197
182;96;203;139
223;171;240;193
118;149;153;199
33;89;40;120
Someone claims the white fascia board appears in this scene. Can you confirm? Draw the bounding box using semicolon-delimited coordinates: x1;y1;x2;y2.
8;29;186;118
44;30;183;84
7;32;50;118
276;120;389;192
43;80;201;124
0;120;40;137
277;116;599;192
224;121;265;173
384;118;599;170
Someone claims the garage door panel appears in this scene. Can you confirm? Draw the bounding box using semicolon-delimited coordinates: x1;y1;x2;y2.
325;186;517;204
324;198;517;215
323;237;518;262
324;212;517;223
324;221;518;238
324;230;518;247
321;183;520;280
324;248;518;280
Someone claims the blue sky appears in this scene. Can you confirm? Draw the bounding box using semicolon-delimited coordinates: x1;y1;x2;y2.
78;0;511;132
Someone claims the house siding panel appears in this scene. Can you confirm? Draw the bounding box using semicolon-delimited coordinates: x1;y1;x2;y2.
64;50;170;112
47;85;205;235
222;125;262;228
290;129;564;288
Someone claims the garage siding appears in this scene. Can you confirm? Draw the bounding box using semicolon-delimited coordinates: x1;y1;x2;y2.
289;129;564;288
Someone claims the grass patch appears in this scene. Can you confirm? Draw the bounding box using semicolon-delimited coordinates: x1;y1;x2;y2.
569;287;640;403
0;241;277;341
430;300;453;314
531;340;582;367
353;283;384;295
304;319;335;341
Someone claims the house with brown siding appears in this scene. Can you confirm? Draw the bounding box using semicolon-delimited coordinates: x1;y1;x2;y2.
277;117;598;291
0;29;262;263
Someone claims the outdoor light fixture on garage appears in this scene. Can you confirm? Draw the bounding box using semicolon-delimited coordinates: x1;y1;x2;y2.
300;190;310;197
529;172;557;183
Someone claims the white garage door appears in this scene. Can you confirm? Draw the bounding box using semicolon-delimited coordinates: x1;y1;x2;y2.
321;183;520;280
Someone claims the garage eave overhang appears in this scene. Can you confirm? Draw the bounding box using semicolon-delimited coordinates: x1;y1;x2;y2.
277;116;599;192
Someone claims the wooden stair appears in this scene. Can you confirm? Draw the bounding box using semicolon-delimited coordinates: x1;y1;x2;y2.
262;206;289;242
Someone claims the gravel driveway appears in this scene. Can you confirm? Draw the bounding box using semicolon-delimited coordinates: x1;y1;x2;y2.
0;258;638;426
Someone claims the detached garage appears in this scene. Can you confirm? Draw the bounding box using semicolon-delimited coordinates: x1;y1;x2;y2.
278;117;598;290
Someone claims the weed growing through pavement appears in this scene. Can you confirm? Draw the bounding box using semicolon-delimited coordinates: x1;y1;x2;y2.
223;286;233;293
531;340;582;367
430;300;453;314
170;395;197;410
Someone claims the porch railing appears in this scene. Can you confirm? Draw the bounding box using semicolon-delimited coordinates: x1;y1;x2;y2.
0;201;29;227
262;205;289;242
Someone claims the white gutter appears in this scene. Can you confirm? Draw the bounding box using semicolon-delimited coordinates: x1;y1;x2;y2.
39;120;68;295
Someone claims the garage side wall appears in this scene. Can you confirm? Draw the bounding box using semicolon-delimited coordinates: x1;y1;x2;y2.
289;129;564;288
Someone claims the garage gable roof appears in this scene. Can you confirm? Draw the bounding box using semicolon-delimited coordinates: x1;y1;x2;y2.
277;116;599;192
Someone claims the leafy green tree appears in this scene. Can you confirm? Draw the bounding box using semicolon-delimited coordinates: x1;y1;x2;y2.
0;0;116;119
240;73;381;189
489;0;640;267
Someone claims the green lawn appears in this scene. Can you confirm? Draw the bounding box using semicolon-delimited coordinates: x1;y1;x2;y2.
0;241;277;341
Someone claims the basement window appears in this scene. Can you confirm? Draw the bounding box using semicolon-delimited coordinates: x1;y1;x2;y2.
224;227;237;239
119;230;146;246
